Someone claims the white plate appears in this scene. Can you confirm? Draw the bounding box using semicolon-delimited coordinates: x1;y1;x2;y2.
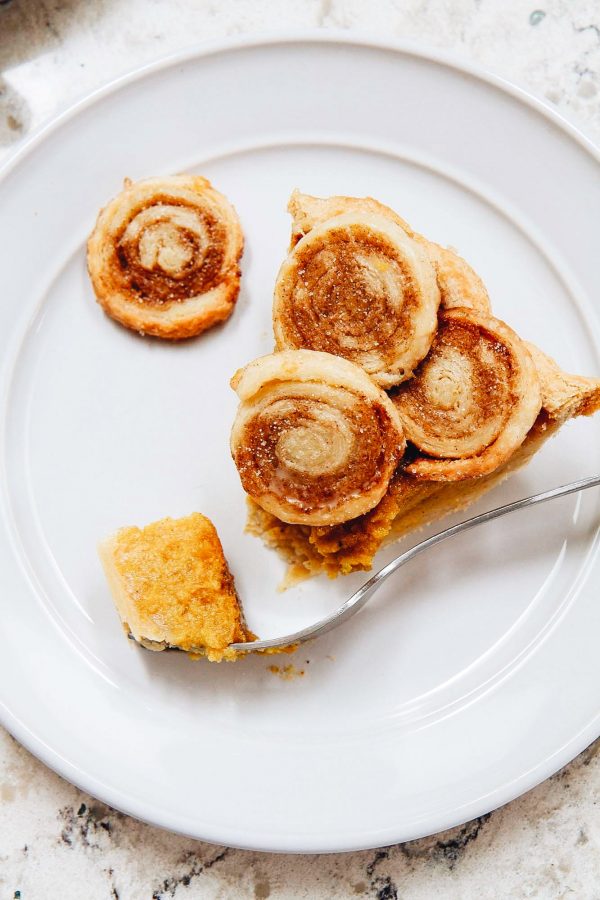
1;33;599;854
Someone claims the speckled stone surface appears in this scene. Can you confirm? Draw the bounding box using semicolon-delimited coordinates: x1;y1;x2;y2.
1;2;599;897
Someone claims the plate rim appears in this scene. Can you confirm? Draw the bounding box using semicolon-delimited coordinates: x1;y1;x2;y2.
1;30;599;854
1;28;599;182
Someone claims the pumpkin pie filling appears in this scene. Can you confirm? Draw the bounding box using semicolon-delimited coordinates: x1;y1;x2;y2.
98;513;254;661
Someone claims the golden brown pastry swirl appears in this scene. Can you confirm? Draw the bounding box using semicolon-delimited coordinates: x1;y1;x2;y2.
273;212;440;387
287;191;490;314
393;308;542;480
87;175;243;339
230;350;406;526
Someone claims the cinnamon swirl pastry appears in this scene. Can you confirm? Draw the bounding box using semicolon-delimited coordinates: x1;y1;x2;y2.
393;308;542;480
87;175;243;339
230;350;406;526
273;212;440;387
287;191;490;314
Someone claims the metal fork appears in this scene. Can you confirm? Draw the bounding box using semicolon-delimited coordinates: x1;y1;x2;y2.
230;475;600;653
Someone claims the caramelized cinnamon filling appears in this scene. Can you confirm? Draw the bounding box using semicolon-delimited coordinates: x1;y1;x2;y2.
395;318;515;459
113;198;226;306
234;393;399;513
279;226;419;363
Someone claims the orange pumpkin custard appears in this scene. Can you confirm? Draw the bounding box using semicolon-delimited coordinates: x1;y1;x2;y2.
99;513;254;661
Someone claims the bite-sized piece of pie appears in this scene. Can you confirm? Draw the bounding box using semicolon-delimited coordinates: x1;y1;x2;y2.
286;190;491;314
230;349;406;526
98;513;254;661
87;175;243;339
246;346;600;578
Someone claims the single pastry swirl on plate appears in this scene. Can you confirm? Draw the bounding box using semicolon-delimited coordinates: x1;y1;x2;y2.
230;349;406;526
273;211;441;387
87;175;243;339
393;307;542;480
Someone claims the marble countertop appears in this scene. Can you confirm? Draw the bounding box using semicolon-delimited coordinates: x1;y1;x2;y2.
1;1;599;897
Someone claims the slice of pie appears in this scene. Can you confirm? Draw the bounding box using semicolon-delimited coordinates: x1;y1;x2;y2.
233;192;600;580
99;513;254;660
